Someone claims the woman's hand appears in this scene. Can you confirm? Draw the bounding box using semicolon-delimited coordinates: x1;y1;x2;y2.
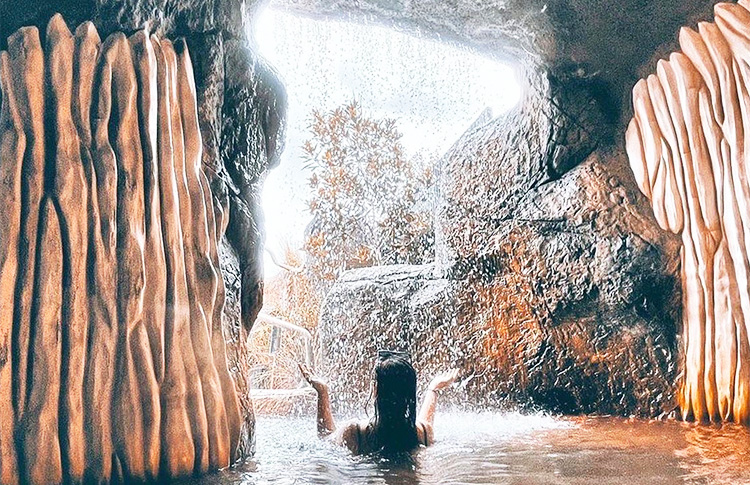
428;369;459;391
299;363;336;436
299;363;328;393
418;368;459;427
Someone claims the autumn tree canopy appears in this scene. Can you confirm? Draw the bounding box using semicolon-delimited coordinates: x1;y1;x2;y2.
303;101;435;284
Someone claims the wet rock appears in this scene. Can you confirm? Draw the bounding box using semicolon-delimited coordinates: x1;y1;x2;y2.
0;14;262;481
221;38;287;333
218;238;257;458
0;0;285;477
318;67;683;416
454;150;683;416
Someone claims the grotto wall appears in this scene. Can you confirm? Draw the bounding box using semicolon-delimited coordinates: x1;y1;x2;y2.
626;0;750;424
0;13;252;482
0;0;287;480
304;0;733;417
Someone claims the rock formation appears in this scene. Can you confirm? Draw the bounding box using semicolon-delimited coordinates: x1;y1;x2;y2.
306;0;707;417
0;0;289;463
626;0;750;424
0;15;240;482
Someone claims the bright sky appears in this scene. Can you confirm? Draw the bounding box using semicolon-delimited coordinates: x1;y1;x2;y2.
252;7;522;276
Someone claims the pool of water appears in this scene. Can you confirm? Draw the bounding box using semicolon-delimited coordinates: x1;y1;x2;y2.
191;411;750;484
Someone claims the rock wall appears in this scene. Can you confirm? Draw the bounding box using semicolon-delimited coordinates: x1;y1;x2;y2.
626;0;750;424
0;0;288;466
318;80;682;415
0;15;243;482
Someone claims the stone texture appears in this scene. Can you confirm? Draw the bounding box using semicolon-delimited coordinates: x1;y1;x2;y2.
431;68;680;416
0;16;241;482
456;150;681;416
627;1;750;424
0;0;287;471
218;238;257;458
221;37;287;332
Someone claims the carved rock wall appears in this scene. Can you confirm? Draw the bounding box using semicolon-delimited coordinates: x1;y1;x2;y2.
0;15;239;482
0;0;289;462
627;0;750;424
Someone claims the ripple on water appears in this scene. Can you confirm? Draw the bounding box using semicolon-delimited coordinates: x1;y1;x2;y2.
186;412;750;484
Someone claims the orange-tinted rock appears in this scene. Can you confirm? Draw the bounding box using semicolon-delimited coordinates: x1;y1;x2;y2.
0;49;24;485
0;15;240;483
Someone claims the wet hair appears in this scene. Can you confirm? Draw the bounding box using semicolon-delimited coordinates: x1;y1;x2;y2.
369;351;419;453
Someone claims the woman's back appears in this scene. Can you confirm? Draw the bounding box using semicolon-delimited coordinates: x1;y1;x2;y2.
299;355;457;456
338;419;434;455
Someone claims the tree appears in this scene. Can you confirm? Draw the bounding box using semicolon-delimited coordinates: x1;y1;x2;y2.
302;101;434;285
250;103;434;397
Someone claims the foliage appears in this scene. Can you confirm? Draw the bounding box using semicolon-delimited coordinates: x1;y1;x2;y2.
252;245;319;390
249;103;436;408
302;101;435;285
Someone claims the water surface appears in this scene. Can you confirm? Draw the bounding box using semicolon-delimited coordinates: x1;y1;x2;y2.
192;412;750;484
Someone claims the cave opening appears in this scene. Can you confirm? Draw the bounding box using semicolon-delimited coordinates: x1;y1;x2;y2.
6;0;750;482
246;4;521;406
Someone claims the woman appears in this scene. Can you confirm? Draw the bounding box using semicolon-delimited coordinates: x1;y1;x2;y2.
299;351;458;455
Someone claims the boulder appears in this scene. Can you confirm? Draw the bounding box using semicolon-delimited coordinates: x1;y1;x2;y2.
319;144;682;416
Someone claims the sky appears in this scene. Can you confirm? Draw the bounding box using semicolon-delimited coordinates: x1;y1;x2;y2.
251;7;522;276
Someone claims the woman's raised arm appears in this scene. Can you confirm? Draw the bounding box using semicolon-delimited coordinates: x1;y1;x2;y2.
417;369;458;429
299;364;336;436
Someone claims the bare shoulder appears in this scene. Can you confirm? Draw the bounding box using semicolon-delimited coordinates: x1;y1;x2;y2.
332;420;363;453
416;420;434;446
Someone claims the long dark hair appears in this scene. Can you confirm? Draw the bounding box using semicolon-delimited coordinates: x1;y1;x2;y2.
369;351;419;453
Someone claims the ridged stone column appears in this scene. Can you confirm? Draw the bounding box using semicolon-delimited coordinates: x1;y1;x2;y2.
627;0;750;425
0;14;240;483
